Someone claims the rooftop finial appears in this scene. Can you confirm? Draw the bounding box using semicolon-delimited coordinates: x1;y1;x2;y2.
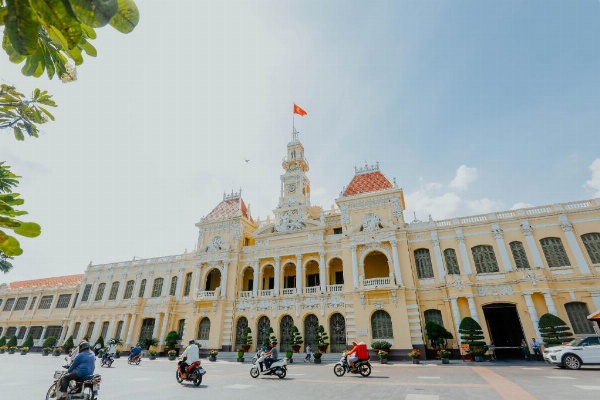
354;161;380;175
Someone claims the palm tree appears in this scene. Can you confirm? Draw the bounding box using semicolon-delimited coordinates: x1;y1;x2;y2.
0;252;13;273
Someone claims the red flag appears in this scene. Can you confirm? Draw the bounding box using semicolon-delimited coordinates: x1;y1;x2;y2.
293;103;307;116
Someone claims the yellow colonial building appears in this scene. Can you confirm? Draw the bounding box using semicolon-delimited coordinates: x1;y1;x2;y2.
1;132;600;359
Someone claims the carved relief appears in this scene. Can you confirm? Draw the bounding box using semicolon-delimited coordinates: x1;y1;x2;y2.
274;211;305;232
207;236;225;252
476;284;514;297
362;213;382;232
560;221;573;232
327;295;344;308
391;197;403;219
491;228;503;240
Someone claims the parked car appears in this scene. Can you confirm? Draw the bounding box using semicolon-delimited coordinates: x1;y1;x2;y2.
543;336;600;369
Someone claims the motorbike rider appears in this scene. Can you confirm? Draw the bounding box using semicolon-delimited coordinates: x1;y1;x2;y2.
57;341;95;399
128;343;142;362
263;341;278;370
346;341;368;372
102;339;117;362
179;339;200;378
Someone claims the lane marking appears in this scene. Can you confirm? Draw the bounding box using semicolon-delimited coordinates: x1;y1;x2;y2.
225;384;253;389
418;376;441;379
545;376;577;380
405;395;439;400
471;366;537;400
574;386;600;391
521;367;542;370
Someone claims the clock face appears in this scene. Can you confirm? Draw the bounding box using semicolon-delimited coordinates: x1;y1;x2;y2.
288;184;296;193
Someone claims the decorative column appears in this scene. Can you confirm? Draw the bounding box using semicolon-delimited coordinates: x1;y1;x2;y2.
65;319;75;342
144;271;154;299
39;326;48;342
88;281;99;305
102;275;113;306
159;313;170;344
296;254;303;295
351;245;359;289
152;313;161;340
220;261;228;298
319;252;326;294
193;265;202;297
274;256;281;296
524;293;542;339
116;273;127;304
107;315;117;340
467;296;479;324
590;291;600;311
543;292;557;316
47;293;60;318
431;234;446;283
491;224;513;272
75;279;88;308
91;316;102;340
390;239;403;286
559;217;590;273
253;261;259;297
450;297;462;343
455;230;473;274
126;314;137;345
132;272;142;299
77;317;87;342
520;221;544;268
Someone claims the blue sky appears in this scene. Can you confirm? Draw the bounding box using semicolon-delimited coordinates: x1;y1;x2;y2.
1;0;600;283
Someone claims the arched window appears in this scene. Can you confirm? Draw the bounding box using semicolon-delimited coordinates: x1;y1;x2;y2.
138;318;155;343
330;313;347;353
94;283;106;301
424;309;444;327
304;314;319;348
138;279;147;298
81;284;92;302
280;315;294;351
471;245;499;273
177;319;186;339
414;249;434;279
123;280;135;299
257;316;271;347
509;241;530;269
169;276;178;296
184;273;192;296
371;310;393;339
540;237;571;268
197;318;210;341
565;302;595;334
235;317;249;349
85;322;95;339
100;321;109;338
581;233;600;264
115;321;124;339
17;326;27;339
72;322;81;339
29;326;43;339
108;281;120;300
443;248;460;275
151;278;164;297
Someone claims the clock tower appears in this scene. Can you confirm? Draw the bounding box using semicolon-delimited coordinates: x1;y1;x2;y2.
273;129;312;232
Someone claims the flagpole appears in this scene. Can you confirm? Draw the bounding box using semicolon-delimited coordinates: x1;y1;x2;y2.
292;102;295;141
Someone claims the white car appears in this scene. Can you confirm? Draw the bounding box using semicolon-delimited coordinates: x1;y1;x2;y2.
543;336;600;369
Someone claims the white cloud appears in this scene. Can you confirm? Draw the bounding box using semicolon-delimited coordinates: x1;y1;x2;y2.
404;165;503;221
511;202;534;210
449;165;478;191
584;158;600;197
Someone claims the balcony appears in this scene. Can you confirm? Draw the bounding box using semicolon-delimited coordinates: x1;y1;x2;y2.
259;289;274;297
281;288;296;296
304;286;319;295
196;290;217;300
363;277;391;288
238;291;253;298
327;284;343;293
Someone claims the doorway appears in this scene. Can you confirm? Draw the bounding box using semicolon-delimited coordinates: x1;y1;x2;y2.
482;303;525;359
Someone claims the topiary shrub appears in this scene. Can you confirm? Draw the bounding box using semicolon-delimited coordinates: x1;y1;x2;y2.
165;331;180;350
459;317;487;356
22;335;34;349
63;336;75;353
538;313;575;347
425;321;453;349
0;336;6;347
43;336;57;348
7;335;17;348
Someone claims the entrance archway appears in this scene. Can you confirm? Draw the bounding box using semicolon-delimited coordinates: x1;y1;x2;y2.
482;303;525;359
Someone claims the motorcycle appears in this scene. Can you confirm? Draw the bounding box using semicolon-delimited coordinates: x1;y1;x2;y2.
100;354;114;368
175;359;206;386
333;354;372;377
127;353;141;365
46;358;102;400
249;355;287;378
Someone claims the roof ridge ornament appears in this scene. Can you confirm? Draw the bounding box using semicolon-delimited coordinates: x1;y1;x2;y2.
223;188;242;201
354;161;380;175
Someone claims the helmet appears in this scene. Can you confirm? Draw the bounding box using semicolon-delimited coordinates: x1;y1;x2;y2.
79;342;90;351
189;339;195;344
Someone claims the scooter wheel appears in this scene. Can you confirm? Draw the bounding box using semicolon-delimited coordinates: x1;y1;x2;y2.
250;367;260;378
333;364;345;377
359;364;372;377
176;370;184;384
276;367;286;379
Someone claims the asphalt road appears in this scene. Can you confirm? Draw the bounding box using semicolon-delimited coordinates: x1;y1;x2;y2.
1;354;599;400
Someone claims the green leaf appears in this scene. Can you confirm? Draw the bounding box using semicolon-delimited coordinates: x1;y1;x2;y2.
30;0;82;49
0;232;23;257
68;0;118;28
13;221;41;237
14;125;24;140
109;0;139;34
4;0;41;55
0;6;8;25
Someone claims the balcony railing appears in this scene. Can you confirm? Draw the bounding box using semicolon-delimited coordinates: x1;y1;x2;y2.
259;289;274;297
304;286;319;294
281;288;296;296
196;290;217;300
327;284;343;293
238;291;253;298
363;277;391;287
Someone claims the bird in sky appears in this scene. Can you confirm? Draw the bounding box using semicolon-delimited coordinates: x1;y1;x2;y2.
244;159;250;163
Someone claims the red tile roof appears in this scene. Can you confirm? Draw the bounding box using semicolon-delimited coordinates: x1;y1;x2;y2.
204;197;253;222
343;171;393;196
8;274;84;289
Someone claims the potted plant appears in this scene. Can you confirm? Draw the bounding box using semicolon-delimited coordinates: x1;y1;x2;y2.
285;349;294;363
168;349;177;361
148;350;158;360
165;331;180;352
22;334;34;350
315;325;329;353
115;349;122;359
209;349;218;361
63;336;75;354
290;326;303;353
42;347;52;356
438;349;451;364
408;348;421;364
538;313;575;347
371;340;392;356
262;327;276;348
0;336;6;348
0;345;7;354
237;349;245;362
9;346;17;354
53;347;63;356
240;327;252;352
313;350;322;364
378;350;389;364
140;337;159;350
20;346;30;355
459;317;487;362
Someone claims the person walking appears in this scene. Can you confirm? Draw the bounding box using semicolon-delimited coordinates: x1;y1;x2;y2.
521;339;531;361
304;343;312;362
531;338;542;361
